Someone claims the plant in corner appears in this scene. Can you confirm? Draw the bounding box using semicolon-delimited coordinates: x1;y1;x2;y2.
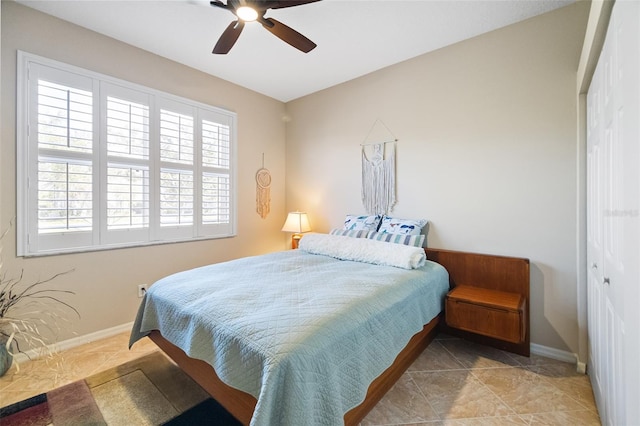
0;223;79;376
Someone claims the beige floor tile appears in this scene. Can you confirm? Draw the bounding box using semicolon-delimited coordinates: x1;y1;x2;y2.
411;370;515;419
409;341;466;372
0;369;68;407
97;345;158;373
129;335;158;353
1;364;68;393
507;352;573;368
434;333;459;341
438;339;521;369
0;332;130;407
53;348;118;378
526;360;583;377
526;363;597;408
472;367;589;414
520;409;601;425
442;416;528;425
362;374;439;425
386;423;444;426
63;334;126;356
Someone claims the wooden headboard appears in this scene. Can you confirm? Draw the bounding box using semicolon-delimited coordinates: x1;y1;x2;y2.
425;248;530;356
425;248;530;294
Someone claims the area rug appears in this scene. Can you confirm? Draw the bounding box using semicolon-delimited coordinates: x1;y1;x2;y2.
0;351;242;425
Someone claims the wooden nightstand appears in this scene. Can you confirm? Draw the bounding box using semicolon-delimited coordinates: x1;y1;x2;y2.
425;248;530;356
446;285;525;344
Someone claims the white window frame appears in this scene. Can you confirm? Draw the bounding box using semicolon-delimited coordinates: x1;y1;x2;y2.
17;51;237;257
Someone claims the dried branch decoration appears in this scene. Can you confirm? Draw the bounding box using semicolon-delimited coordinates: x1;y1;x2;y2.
0;220;79;374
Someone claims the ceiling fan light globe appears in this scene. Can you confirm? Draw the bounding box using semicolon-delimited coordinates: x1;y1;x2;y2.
236;6;258;22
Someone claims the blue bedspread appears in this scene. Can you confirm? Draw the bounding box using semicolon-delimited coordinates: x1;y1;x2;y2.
130;249;449;426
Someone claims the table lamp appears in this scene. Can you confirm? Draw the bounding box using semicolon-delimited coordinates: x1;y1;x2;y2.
281;212;311;249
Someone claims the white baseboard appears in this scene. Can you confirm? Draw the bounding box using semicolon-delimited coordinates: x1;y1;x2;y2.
11;321;134;364
530;342;586;373
576;361;587;374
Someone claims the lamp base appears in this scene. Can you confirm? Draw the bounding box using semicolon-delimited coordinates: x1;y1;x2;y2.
292;233;302;249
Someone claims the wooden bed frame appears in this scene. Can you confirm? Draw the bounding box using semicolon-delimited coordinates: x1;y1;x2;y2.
149;317;439;426
144;248;529;424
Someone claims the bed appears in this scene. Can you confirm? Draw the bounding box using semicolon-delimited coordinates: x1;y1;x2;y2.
129;233;450;425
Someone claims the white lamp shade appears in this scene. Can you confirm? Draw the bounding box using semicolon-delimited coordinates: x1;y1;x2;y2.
281;212;311;233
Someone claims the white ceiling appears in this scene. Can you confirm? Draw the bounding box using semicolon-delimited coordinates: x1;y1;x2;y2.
16;0;575;102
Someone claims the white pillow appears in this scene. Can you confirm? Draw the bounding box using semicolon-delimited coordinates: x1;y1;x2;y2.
378;216;428;235
299;233;426;270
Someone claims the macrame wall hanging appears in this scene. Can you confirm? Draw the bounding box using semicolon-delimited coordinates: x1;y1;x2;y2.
256;154;271;219
361;119;397;215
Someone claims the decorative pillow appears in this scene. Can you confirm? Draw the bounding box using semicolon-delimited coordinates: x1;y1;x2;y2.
329;228;369;238
343;214;382;231
299;233;426;270
367;231;425;247
378;216;428;235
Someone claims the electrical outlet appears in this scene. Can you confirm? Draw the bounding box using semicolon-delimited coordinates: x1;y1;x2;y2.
137;284;148;298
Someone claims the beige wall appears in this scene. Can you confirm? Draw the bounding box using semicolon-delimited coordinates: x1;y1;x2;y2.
2;1;592;356
1;2;288;342
285;2;590;353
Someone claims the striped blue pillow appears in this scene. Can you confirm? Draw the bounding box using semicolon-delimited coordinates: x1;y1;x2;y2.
367;231;425;247
329;228;370;238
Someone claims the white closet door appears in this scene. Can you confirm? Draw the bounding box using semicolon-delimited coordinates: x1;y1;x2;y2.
618;1;640;423
586;52;605;420
587;1;640;424
602;13;624;425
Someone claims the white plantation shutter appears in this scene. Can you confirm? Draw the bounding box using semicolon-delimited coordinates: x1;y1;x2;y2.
202;173;230;225
102;85;151;245
160;109;194;164
160;170;194;226
37;79;94;233
157;103;195;240
17;52;237;256
22;63;97;254
38;160;93;233
37;80;93;153
200;112;232;230
202;118;230;168
106;96;149;159
107;165;149;230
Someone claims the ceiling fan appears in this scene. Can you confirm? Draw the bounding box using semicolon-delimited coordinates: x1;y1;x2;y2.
210;0;321;54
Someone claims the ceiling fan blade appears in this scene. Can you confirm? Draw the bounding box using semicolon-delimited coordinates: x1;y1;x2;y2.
213;20;245;54
260;17;316;53
268;0;322;9
210;0;230;10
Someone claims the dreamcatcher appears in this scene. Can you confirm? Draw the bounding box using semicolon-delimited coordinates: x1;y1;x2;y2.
256;154;271;219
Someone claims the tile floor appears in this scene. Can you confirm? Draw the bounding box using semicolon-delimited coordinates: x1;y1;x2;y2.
363;335;601;425
0;332;601;425
0;331;157;408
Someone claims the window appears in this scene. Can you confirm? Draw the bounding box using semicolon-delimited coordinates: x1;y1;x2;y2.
17;52;237;256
